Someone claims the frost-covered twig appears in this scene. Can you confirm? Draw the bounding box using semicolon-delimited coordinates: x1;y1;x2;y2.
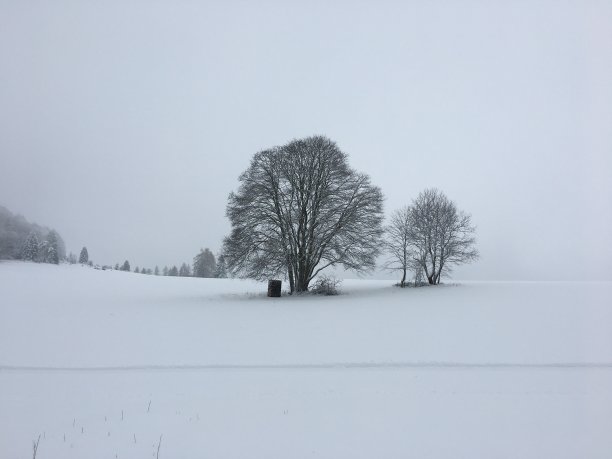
32;435;40;459
156;434;163;459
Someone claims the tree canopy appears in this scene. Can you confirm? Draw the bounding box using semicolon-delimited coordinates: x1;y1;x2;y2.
223;135;384;293
407;189;479;285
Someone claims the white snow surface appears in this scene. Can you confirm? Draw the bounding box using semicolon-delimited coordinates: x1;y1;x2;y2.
1;261;611;458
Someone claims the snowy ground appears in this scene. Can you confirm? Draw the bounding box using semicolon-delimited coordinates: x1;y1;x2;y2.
1;262;611;458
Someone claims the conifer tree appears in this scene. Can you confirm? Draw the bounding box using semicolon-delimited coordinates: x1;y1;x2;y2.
193;248;216;278
179;262;191;277
21;232;39;261
121;260;131;271
37;240;47;263
46;245;59;264
214;254;228;278
79;247;89;264
44;231;60;264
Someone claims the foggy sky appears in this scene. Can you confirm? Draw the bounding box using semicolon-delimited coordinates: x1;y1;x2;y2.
1;1;611;280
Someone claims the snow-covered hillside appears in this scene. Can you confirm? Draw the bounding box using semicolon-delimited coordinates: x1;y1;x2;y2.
1;261;611;458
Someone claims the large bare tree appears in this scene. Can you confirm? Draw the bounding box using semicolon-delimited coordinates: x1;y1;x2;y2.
408;189;478;285
223;136;384;293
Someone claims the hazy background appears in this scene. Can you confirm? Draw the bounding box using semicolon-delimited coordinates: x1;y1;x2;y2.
1;0;610;280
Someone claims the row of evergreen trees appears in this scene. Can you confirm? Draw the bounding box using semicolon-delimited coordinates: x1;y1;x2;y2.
18;226;227;282
21;230;63;264
114;248;226;278
65;246;91;265
0;205;66;262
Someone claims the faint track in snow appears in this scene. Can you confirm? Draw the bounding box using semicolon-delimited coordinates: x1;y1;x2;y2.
1;362;612;372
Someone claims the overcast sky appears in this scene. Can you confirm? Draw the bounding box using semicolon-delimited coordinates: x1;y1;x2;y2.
1;0;611;280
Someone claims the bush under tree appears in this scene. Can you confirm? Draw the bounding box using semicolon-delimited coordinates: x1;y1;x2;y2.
310;275;342;295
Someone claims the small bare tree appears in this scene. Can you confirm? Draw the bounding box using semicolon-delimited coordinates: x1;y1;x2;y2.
384;206;416;287
156;434;162;459
223;136;384;293
408;189;478;284
32;435;40;459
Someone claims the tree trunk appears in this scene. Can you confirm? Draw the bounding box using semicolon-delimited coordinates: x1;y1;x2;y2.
400;268;406;288
296;270;309;292
287;264;295;294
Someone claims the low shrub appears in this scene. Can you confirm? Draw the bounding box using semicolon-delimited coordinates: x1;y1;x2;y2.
311;275;342;295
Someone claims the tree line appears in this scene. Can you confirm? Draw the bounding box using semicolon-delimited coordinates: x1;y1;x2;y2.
0;209;226;280
0;205;66;264
112;248;227;278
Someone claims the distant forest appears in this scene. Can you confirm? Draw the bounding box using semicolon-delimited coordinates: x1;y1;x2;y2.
0;205;66;263
0;205;223;278
114;248;225;279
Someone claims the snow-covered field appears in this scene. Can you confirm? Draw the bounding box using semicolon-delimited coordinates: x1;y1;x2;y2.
1;261;611;458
